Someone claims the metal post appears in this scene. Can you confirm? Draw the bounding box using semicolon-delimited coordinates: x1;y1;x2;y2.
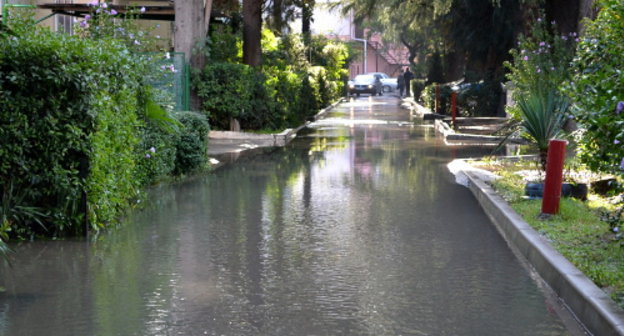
435;84;441;114
353;38;367;74
542;140;567;215
451;92;457;126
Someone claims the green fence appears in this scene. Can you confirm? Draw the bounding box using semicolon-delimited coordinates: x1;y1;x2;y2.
143;52;190;112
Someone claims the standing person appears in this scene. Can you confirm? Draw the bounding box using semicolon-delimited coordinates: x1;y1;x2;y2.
403;67;414;97
397;69;405;97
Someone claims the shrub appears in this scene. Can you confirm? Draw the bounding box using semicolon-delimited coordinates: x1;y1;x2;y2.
566;0;624;176
421;81;501;116
193;62;252;130
173;112;210;175
133;122;177;186
242;71;281;130
516;89;569;170
263;66;302;127
297;74;320;124
0;22;146;235
196;28;351;131
505;13;577;116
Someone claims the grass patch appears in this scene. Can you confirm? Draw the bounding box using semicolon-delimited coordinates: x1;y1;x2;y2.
483;161;624;310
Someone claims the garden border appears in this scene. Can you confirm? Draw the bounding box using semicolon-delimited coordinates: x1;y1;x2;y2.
207;98;346;160
460;166;624;336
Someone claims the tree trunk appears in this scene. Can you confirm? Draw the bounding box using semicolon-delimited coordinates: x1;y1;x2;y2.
243;0;262;67
175;0;212;110
302;0;314;45
270;0;285;34
174;0;209;68
578;0;597;33
545;0;581;34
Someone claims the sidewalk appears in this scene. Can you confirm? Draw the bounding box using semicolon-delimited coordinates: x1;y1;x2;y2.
206;98;345;168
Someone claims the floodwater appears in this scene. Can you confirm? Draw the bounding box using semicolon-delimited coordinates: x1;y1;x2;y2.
0;96;581;335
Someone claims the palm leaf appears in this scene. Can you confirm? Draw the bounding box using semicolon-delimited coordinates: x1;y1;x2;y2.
517;89;568;151
145;99;183;133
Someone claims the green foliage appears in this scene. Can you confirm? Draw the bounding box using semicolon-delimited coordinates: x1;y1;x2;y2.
206;25;242;63
490;166;624;309
411;79;426;101
77;2;160;52
420;81;502;116
566;0;624;176
297;74;320;124
173;112;210;175
516;89;569;167
505;12;577;103
0;25;143;235
195;30;350;131
0;8;210;240
244;71;281;130
193;62;253;129
133;123;177;186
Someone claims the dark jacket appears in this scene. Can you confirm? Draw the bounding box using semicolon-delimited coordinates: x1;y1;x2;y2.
404;70;414;81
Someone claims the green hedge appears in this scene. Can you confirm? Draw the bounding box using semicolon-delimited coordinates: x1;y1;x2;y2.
174;111;210;175
194;63;342;131
0;27;148;235
567;0;624;176
195;29;348;131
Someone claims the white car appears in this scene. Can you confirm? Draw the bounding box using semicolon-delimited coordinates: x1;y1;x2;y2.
367;72;397;92
348;74;383;96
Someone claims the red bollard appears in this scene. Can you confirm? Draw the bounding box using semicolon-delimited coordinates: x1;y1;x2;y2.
541;140;567;215
435;84;441;114
451;92;457;126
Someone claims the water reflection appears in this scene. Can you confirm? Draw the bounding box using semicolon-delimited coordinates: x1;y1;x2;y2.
0;97;571;335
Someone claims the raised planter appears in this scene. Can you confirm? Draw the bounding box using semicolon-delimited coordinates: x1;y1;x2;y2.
460;167;624;336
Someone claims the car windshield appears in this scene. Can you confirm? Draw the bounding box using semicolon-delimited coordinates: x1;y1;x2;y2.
368;73;388;78
354;75;375;82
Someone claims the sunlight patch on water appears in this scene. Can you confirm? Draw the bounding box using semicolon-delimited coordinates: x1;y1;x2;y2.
342;100;389;107
308;118;414;128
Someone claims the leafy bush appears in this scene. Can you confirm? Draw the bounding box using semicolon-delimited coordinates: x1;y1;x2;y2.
173;112;210;175
133;122;177;186
567;0;624;176
195;28;350;131
193;62;252;130
505;13;577;117
0;20;146;235
263;66;302;127
206;25;242;63
411;79;426;101
516;89;569;169
421;81;501;116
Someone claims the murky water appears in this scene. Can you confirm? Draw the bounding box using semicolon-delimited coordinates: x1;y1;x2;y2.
0;96;578;335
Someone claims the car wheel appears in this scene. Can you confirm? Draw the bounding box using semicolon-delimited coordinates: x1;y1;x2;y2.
383;85;391;93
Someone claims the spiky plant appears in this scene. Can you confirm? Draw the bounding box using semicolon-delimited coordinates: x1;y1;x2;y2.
516;88;569;170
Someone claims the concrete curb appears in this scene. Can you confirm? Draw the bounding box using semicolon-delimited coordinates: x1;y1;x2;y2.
460;166;624;336
434;118;520;142
208;98;345;147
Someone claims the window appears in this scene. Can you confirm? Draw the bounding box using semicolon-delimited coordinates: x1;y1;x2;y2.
56;0;74;34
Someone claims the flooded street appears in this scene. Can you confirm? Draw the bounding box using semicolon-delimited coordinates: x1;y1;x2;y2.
0;96;576;335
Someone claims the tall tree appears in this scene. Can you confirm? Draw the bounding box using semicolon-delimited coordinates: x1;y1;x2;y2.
175;0;214;108
243;0;263;66
175;0;214;69
299;0;315;44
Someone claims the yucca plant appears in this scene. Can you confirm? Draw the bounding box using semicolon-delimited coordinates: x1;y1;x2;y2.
517;88;569;170
0;180;49;262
